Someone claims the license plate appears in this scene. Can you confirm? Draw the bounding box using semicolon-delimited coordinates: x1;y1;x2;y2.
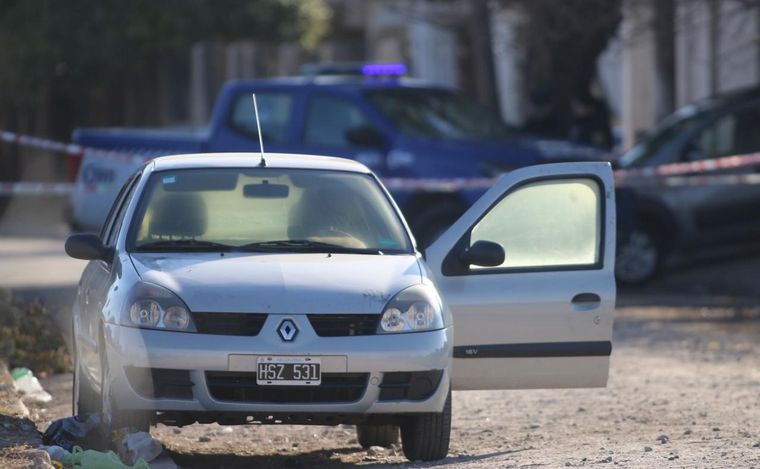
256;356;321;386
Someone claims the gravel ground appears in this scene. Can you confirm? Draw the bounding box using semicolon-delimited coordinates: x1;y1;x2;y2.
28;305;760;468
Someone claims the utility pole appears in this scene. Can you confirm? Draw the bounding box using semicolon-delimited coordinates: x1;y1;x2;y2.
653;0;676;120
708;0;720;97
470;0;500;114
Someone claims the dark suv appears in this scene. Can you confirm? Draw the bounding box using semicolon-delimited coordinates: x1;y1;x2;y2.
614;87;760;283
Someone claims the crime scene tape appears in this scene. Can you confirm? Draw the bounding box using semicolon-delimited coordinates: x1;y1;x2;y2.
4;128;760;195
1;130;152;162
0;182;75;196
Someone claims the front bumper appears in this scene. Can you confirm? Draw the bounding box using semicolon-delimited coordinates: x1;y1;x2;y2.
105;315;451;418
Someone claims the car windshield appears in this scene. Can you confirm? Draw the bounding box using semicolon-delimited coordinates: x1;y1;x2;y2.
616;102;709;168
129;168;412;254
365;88;515;140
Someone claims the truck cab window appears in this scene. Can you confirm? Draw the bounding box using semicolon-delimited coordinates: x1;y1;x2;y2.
230;92;293;143
304;94;370;147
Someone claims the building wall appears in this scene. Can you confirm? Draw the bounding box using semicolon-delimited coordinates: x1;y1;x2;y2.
621;0;760;149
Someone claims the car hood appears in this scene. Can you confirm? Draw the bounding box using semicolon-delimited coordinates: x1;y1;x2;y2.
130;252;422;315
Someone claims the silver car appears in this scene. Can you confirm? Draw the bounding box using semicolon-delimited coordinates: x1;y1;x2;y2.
66;153;616;461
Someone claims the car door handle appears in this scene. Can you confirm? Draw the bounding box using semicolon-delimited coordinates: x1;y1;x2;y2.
571;293;601;310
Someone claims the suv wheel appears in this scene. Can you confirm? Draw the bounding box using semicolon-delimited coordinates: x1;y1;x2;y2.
356;424;399;448
615;222;662;284
400;389;451;461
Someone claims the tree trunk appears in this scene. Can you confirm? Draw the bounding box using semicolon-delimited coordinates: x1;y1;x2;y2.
653;0;676;120
469;0;500;113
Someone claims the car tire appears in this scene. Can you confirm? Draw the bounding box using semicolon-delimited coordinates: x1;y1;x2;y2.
356;424;400;449
615;222;663;284
72;335;100;417
400;389;451;461
98;332;151;433
413;203;466;249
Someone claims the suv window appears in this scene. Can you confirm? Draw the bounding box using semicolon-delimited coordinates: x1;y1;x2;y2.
304;94;370;147
229;92;292;143
688;104;760;161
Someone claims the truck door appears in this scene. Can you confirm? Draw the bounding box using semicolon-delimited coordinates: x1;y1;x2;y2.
300;92;388;173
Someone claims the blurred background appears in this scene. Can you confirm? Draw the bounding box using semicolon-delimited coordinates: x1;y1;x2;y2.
3;0;760;297
1;2;760;466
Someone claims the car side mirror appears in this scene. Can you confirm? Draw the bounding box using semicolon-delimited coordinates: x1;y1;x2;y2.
65;233;113;262
458;240;505;267
345;125;387;148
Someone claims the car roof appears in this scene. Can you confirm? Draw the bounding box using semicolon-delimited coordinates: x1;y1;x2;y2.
149;152;372;174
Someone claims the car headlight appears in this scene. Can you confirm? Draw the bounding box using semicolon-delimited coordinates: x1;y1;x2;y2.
121;282;196;332
378;285;445;334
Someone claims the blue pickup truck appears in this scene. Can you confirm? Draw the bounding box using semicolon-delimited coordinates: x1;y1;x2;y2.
71;67;606;245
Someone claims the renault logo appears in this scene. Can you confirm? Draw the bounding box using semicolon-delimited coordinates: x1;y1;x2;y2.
277;319;299;342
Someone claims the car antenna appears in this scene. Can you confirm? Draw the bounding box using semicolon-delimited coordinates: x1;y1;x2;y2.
251;93;267;167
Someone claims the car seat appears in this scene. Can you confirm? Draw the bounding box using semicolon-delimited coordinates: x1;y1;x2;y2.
148;193;208;240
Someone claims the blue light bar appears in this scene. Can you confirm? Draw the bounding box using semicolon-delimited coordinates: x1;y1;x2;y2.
362;63;407;76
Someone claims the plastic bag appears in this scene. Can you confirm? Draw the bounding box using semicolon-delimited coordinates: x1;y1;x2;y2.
119;431;163;465
62;446;151;469
43;413;103;451
42;445;70;462
10;367;52;403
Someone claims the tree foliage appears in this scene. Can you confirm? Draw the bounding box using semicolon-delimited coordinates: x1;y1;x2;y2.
509;0;622;126
0;0;330;131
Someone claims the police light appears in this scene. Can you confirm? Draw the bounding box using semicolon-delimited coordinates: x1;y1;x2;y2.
362;63;407;76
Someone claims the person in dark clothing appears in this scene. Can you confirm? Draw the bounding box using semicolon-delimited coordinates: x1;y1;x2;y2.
568;89;614;150
523;89;566;138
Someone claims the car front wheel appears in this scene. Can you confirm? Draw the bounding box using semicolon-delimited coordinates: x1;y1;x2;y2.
99;332;150;433
72;335;100;417
400;389;451;461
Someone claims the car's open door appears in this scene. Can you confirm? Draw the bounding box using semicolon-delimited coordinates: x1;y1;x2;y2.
426;162;616;390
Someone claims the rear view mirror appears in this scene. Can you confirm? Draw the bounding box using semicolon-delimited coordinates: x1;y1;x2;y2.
65;233;113;262
345;125;387;148
243;182;290;199
459;240;505;267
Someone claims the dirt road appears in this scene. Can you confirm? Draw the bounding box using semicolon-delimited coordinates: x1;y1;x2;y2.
30;305;760;468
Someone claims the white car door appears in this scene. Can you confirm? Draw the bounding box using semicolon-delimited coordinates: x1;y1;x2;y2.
426;162;616;390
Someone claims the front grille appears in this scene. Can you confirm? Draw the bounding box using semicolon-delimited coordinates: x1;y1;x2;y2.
192;312;267;336
307;314;380;337
125;367;194;399
205;372;369;404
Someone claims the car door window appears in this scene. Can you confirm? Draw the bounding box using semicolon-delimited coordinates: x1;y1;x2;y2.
469;178;601;270
689;105;760;160
229;92;293;143
304;94;370;147
100;174;139;240
105;174;140;246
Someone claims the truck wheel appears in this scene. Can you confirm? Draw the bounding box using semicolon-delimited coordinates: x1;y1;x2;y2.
615;222;663;284
400;390;451;461
356;424;399;448
412;203;465;248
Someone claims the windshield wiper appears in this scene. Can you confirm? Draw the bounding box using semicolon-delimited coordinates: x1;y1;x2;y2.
136;239;235;252
238;240;382;255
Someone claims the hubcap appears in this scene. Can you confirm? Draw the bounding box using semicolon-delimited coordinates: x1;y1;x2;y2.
616;229;659;283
